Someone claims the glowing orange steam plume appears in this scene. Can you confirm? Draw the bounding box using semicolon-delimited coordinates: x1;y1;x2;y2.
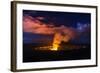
51;28;76;51
51;32;63;51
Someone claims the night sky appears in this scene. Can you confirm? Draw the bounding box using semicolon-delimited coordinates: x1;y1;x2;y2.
23;10;91;27
23;10;91;44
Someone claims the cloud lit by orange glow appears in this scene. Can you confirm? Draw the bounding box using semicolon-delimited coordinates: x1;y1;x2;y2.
23;15;77;43
23;15;55;34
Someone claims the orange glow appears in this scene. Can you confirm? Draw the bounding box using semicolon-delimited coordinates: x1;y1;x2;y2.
51;33;63;51
51;43;59;51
